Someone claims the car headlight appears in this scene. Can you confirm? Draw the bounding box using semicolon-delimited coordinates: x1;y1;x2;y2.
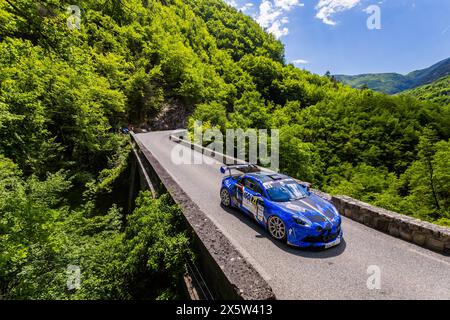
293;216;312;227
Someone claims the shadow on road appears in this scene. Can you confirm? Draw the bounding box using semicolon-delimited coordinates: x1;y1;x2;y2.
220;204;347;259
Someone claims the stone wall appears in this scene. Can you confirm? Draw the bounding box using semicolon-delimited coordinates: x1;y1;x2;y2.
170;132;450;255
132;133;275;300
332;195;450;254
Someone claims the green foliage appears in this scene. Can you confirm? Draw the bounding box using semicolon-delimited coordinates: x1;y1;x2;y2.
278;125;323;183
84;135;131;196
325;163;402;211
121;192;191;299
0;162;71;297
1;0;449;300
229;91;270;129
398;134;450;225
191;101;228;131
402;76;450;106
0;0;200;299
186;0;284;63
1;177;191;299
335;72;412;94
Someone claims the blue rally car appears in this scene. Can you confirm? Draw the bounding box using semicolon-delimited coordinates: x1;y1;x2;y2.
220;164;343;249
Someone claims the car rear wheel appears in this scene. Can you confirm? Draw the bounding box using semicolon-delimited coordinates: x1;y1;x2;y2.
268;216;286;241
220;188;231;207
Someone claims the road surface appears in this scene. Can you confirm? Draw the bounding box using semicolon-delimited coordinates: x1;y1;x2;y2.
135;131;450;300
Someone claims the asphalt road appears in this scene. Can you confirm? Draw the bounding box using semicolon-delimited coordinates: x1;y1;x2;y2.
135;131;450;300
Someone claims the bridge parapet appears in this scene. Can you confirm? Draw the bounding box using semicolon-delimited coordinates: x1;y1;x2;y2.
131;133;275;300
332;196;450;255
169;131;450;256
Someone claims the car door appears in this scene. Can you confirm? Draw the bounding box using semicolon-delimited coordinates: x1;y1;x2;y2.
235;176;244;204
241;178;266;225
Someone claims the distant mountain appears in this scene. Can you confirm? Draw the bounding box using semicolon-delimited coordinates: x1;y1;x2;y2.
335;57;450;94
401;75;450;105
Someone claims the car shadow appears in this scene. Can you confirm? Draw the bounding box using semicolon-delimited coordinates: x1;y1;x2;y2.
220;204;347;259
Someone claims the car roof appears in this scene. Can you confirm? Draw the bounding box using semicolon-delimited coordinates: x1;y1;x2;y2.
245;172;291;183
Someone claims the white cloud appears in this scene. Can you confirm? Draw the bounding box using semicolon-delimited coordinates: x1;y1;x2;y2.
274;0;305;11
224;1;255;13
257;1;283;28
240;2;254;12
315;0;360;26
267;18;290;38
291;59;309;64
224;0;238;7
256;0;304;39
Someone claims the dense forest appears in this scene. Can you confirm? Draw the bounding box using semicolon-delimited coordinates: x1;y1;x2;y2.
0;0;449;299
402;76;450;105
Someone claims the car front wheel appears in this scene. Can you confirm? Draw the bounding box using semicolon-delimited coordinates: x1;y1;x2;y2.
268;216;287;241
220;188;231;207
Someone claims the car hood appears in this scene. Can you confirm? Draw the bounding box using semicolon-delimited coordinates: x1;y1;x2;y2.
276;195;338;224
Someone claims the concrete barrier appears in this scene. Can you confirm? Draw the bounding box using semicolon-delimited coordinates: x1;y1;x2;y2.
131;133;275;300
332;195;450;254
170;132;450;256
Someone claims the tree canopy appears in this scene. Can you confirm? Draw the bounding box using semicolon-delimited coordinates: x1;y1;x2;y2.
0;0;449;299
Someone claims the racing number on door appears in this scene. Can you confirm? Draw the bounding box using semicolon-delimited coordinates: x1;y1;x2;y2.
242;190;264;222
242;190;255;213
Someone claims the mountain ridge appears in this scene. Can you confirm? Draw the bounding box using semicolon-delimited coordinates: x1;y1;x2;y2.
335;57;450;94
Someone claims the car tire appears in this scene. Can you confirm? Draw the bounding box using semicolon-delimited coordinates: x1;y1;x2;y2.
267;216;287;241
220;188;231;207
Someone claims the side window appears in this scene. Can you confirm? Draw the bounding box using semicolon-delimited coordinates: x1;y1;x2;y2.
254;183;263;195
244;178;254;190
245;178;263;195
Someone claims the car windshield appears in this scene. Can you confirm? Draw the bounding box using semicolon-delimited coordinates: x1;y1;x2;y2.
265;180;309;202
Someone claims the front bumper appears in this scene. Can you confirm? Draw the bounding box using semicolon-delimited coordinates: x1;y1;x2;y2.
287;224;343;249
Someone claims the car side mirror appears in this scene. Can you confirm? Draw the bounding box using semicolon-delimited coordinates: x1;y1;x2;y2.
301;182;312;192
295;179;312;191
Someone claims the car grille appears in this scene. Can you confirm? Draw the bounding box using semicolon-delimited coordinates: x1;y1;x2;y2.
302;226;341;243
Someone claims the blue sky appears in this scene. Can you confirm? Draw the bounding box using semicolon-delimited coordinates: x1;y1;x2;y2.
224;0;450;75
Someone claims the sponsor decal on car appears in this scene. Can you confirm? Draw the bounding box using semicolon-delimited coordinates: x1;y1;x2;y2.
257;203;265;221
242;190;255;213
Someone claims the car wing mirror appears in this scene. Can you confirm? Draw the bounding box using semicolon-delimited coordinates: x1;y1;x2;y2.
296;179;312;191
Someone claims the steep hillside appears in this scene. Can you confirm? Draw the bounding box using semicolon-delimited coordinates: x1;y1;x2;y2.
335;57;450;94
1;0;449;300
402;76;450;105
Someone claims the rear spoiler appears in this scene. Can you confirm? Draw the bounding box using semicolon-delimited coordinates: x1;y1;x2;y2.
220;164;260;176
